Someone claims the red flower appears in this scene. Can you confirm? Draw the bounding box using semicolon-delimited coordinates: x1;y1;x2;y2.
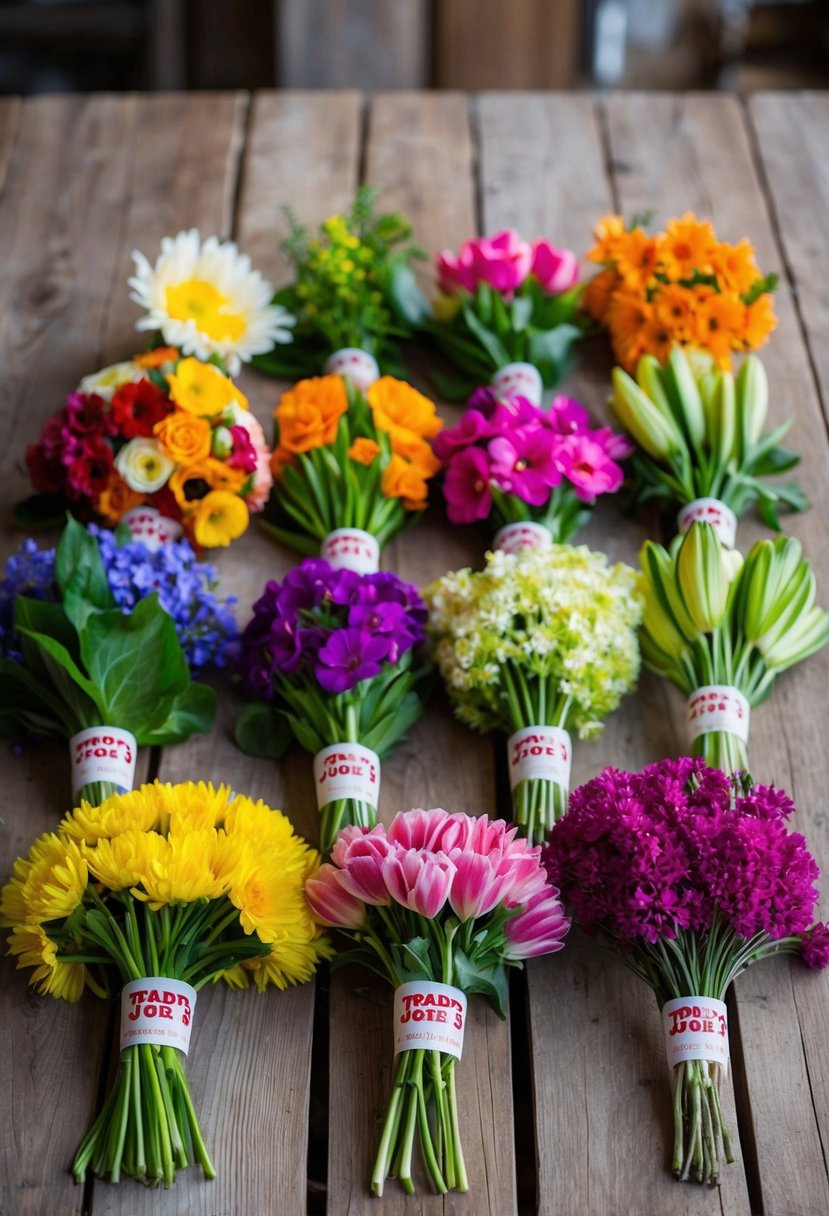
149;485;184;523
25;441;66;495
40;413;71;462
227;424;257;474
111;379;173;439
65;392;117;438
65;435;113;499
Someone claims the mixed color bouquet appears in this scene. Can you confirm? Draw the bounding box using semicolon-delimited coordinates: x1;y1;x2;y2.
434;386;630;550
0;520;216;805
427;229;583;401
544;758;829;1185
253;187;427;387
426;546;643;843
236;560;429;853
265;373;443;571
306;809;569;1195
22;350;272;549
611;346;807;543
585;211;778;371
640;523;829;775
1;780;330;1186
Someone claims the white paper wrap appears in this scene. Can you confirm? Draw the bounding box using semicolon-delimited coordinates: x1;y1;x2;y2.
394;981;467;1059
121;506;183;551
70;727;137;797
324;347;380;391
493;521;552;555
320;528;380;574
677;498;737;548
687;686;750;745
313;743;380;810
120;978;197;1055
507;726;572;792
662;996;729;1073
491;361;543;406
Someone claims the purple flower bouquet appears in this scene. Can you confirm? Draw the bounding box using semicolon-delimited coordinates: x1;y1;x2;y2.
434;388;631;551
236;559;430;853
544;757;829;1185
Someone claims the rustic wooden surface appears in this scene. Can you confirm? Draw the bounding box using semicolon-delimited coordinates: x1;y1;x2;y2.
1;90;828;1216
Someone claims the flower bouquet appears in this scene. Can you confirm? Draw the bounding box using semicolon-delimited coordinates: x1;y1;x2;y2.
426;546;643;843
264;373;443;571
544;757;829;1185
641;522;829;775
21;351;273;549
1;780;331;1186
425;229;583;401
252;186;428;387
306;809;568;1195
434;386;630;550
585;211;778;372
235;560;429;854
610;345;807;543
0;519;217;804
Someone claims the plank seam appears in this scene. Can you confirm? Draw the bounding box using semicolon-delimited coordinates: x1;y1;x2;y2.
0;97;23;210
227;91;252;243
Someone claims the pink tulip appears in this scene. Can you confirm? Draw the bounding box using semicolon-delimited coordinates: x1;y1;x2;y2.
530;239;580;295
306;864;367;929
449;853;515;922
332;825;395;906
382;849;456;918
504;887;570;960
436;231;533;298
331;823;390;869
387;807;452;853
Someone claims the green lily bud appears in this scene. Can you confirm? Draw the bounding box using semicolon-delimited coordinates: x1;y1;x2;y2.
640;581;691;665
676;523;731;632
611;368;685;461
664;346;706;451
761;604;829;671
640;539;699;644
636;354;678;425
712;371;737;466
736;355;768;453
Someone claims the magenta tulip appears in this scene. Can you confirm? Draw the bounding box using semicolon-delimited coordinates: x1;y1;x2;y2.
382;849;455;918
306;863;367;929
530;239;580;295
504;887;570;960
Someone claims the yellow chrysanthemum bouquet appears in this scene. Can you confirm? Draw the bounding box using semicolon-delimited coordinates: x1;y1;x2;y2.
264;373;444;572
1;781;331;1188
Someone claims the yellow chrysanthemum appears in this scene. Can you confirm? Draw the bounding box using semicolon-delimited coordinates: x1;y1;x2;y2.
166;357;244;418
7;833;88;925
190;490;249;548
231;933;335;992
0;855;33;926
83;829;160;893
62;788;163;844
8;924;86;1002
135;829;228;909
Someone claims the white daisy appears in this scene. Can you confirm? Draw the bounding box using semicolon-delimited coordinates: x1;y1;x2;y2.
129;229;295;376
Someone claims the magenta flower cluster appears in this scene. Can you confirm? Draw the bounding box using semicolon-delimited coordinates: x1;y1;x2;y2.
239;559;427;699
433;388;631;525
306;808;569;960
436;231;579;299
544;757;828;959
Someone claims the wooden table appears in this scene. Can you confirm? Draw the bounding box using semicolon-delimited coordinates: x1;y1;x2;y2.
1;90;827;1216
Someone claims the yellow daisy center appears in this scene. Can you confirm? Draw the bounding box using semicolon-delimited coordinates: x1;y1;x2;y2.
165;279;247;342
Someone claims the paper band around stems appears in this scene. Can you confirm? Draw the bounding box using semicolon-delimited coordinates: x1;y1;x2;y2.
394;981;467;1060
662;996;728;1074
121;506;183;552
70;727;137;798
120;977;197;1055
324;347;380;391
677;498;737;548
320;527;380;574
687;686;750;746
491;361;543;407
313;743;380;811
507;726;572;792
493;521;552;555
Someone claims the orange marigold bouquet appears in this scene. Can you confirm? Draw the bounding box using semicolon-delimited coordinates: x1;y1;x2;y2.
263;373;443;572
585;212;778;371
21;350;273;550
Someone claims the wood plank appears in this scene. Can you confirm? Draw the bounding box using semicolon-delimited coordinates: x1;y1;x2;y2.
278;1;429;90
604;91;829;1215
325;91;517;1214
479;91;751;1216
435;1;581;90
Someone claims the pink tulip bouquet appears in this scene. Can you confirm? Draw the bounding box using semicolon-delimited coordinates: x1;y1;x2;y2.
306;809;569;1196
434;386;631;550
544;757;829;1186
426;230;583;401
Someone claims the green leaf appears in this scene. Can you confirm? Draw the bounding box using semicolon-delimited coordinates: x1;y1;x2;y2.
751;445;801;476
453;948;508;1018
526;323;582;388
462;303;510;369
141;682;216;745
386;261;429;327
510;295;534;332
15;629;100;732
742;272;779;307
14;596;78;660
428;367;477;401
234;701;294;759
0;661;68;737
399;935;436;981
55;518;115;629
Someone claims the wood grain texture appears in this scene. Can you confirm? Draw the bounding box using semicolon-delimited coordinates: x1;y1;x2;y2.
435;0;581;90
604;90;829;1215
278;0;429;90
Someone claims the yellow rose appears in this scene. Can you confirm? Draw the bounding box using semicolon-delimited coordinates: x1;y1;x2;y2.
166;357;242;417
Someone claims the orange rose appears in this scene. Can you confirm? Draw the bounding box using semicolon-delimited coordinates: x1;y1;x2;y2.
95;471;144;524
348;437;381;466
381;454;430;511
367;377;442;441
169;458;246;509
387;428;441;478
275;375;348;453
154;410;212;464
133;346;180;369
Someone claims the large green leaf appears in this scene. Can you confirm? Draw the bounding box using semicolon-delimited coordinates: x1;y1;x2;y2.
15;629;100;733
452;949;508;1018
55;517;114;614
233;701;294;759
141;682;216;746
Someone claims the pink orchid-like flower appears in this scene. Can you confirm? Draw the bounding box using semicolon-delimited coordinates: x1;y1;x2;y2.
556;433;625;501
503;886;570;960
433;410;494;463
488;428;562;504
443;446;493;525
546;394;592;436
591;425;634;462
382;848;456;918
436;231;533;298
530;239;580;295
305;863;367;929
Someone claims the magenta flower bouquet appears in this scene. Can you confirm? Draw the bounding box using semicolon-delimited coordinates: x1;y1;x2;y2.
235;560;429;853
544;757;829;1186
425;230;583;401
306;809;569;1195
434;386;631;550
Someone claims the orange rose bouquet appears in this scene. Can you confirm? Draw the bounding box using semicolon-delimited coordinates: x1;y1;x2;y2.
20;351;273;550
585;212;778;371
263;373;443;572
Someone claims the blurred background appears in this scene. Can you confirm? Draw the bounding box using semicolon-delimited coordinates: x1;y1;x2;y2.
0;0;827;95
